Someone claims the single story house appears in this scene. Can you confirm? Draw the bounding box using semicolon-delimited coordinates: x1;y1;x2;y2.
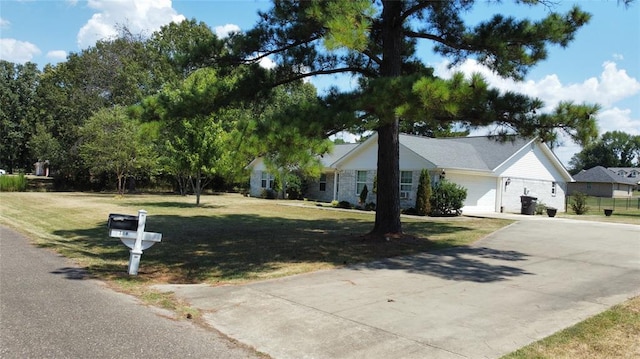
248;133;574;213
568;166;638;198
607;167;640;186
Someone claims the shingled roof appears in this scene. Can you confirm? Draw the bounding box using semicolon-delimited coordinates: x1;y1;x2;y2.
319;143;358;167
573;166;638;185
399;134;533;171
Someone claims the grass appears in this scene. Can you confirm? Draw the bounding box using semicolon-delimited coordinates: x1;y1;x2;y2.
0;192;510;285
2;191;637;357
502;296;640;359
557;211;640;225
0;174;27;191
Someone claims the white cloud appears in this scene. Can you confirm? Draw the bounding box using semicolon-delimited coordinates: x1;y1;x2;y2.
46;50;68;61
598;107;640;136
77;0;185;48
435;59;640;166
0;38;41;63
0;17;10;29
215;24;241;39
436;60;640;110
612;53;624;61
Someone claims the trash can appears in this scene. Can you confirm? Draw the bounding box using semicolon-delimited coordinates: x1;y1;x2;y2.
520;196;537;215
107;213;139;231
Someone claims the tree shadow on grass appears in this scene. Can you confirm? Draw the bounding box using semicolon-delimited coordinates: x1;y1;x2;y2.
118;201;224;209
49;213;520;284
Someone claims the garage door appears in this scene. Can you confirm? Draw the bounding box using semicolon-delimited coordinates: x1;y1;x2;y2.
447;174;496;212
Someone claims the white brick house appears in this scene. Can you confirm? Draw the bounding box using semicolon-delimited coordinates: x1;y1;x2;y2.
248;133;574;213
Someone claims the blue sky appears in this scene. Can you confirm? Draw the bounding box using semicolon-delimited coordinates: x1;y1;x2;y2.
1;0;639;165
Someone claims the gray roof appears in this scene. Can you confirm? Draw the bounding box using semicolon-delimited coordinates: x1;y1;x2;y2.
573;166;639;185
399;134;532;171
320;143;358;167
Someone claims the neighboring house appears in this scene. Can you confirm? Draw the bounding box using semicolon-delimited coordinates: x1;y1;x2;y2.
607;167;640;186
568;166;638;198
248;133;573;213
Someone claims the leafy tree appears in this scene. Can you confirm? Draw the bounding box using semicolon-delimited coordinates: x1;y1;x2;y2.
415;169;432;216
241;82;333;199
569;131;640;173
145;68;237;205
28;122;64;174
78;106;155;195
0;61;40;173
146;19;226;84
35;30;166;187
241;0;597;237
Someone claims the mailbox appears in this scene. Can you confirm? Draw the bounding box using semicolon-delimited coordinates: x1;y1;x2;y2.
108;210;162;275
108;214;139;231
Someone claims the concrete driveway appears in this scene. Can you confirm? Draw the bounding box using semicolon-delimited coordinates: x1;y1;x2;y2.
155;218;640;359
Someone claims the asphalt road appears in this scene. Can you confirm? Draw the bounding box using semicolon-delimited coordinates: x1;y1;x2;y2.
0;226;260;359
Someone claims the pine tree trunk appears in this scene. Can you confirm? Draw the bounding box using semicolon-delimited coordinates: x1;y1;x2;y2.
371;1;403;237
372;121;401;235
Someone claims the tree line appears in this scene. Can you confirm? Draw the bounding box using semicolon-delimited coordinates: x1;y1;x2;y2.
2;1;635;237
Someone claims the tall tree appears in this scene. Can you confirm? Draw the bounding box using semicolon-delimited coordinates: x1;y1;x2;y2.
78;106;155;195
144;68;238;205
146;19;225;84
242;82;333;198
240;0;596;237
35;31;164;186
0;61;40;173
569;131;640;172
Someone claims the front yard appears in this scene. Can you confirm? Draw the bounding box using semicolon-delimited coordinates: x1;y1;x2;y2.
0;192;510;285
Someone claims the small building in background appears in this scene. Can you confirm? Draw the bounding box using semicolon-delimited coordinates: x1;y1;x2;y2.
568;166;638;198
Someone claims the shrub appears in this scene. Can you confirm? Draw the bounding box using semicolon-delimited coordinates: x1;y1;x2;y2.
331;200;339;207
535;202;546;215
359;184;369;205
260;188;276;199
337;200;353;209
430;179;467;216
0;174;27;192
571;192;589;215
364;202;376;211
415;169;432;216
402;207;419;215
285;174;303;200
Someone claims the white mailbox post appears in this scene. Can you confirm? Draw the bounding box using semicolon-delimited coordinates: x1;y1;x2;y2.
108;210;162;275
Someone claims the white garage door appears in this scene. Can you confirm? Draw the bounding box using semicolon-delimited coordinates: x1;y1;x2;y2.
447;174;496;212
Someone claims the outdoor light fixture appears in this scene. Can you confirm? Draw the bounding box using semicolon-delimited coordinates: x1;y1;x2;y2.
440;169;446;179
506;178;511;186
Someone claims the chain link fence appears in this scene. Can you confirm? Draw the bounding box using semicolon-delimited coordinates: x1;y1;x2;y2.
566;195;640;212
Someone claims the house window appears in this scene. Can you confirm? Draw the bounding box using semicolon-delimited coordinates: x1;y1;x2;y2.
400;171;413;199
356;170;367;195
261;172;274;189
319;174;327;191
551;182;556;197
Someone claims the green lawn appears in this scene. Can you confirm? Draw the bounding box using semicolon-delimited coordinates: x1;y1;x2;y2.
2;191;637;357
0;192;510;284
